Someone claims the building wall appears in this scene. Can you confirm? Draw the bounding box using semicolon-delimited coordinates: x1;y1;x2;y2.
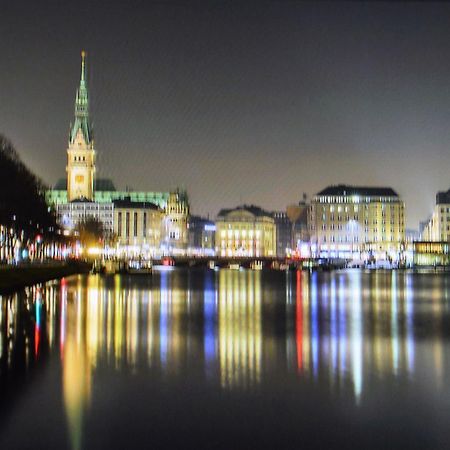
215;210;276;257
56;202;113;234
309;194;405;260
423;204;450;241
163;191;189;252
273;212;292;257
114;206;163;255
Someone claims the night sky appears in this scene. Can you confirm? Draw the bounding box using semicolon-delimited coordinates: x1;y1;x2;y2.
2;1;450;227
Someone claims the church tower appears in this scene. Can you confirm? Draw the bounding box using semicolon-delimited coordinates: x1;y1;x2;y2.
66;51;96;201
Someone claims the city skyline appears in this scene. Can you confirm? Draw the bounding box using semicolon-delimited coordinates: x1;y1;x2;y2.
3;2;450;226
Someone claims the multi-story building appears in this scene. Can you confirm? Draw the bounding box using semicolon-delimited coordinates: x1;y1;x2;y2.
56;200;114;235
188;215;215;255
114;199;164;257
309;185;405;261
272;211;292;258
215;205;276;257
421;189;450;241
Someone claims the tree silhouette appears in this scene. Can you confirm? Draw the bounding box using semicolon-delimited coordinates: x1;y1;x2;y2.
75;217;104;248
0;135;57;237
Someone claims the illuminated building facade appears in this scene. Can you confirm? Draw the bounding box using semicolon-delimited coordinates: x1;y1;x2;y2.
309;185;405;261
113;199;164;257
421;189;450;241
215;205;276;257
412;241;450;266
162;190;190;253
56;200;114;235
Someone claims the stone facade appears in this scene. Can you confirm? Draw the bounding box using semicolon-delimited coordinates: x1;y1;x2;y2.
215;206;276;257
114;200;164;257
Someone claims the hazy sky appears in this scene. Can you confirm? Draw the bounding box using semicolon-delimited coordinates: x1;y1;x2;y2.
2;1;450;227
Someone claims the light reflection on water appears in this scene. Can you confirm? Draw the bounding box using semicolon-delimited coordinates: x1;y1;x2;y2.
0;269;449;449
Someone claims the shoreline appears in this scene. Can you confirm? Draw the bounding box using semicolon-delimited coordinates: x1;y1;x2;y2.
0;261;92;295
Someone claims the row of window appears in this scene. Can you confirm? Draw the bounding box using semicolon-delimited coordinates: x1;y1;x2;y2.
220;229;266;238
316;196;400;204
318;204;402;212
320;222;400;230
321;235;399;243
62;205;112;212
319;213;402;221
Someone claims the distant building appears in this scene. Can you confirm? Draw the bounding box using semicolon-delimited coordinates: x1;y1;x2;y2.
188;215;215;255
114;199;164;258
421;189;450;242
56;200;114;235
286;200;310;256
162;190;190;254
309;185;405;261
215;205;276;257
272;211;292;258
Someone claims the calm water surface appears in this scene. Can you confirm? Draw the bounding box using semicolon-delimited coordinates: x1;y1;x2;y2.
0;268;449;449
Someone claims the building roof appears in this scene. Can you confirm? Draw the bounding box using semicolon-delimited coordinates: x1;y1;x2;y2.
436;190;450;204
53;178;117;191
113;198;161;210
70;197;94;203
217;205;272;218
94;179;117;191
316;185;399;197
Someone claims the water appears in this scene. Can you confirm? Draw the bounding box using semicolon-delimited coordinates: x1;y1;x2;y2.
0;268;449;449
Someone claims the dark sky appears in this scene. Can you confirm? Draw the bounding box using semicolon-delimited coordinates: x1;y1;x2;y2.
2;1;450;227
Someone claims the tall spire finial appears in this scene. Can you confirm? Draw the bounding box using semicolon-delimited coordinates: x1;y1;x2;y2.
80;50;86;83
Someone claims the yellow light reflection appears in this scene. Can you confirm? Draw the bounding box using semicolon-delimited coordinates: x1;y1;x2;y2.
218;270;261;389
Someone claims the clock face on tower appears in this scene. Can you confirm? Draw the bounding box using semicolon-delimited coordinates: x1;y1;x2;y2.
75;174;85;184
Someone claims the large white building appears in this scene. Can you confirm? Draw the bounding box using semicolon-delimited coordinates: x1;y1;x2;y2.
309;185;406;262
215;206;276;257
114;199;164;258
57;201;114;235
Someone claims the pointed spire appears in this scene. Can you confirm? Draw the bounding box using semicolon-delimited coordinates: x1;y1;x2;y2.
70;50;93;145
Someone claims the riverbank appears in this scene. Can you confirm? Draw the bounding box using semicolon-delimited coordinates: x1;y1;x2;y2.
0;260;92;294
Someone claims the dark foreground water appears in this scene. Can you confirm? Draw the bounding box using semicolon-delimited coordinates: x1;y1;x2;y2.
0;268;449;449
